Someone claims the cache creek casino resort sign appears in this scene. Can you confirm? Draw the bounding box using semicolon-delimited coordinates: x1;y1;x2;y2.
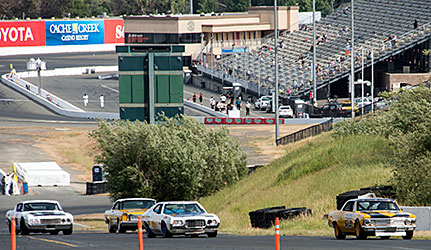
46;20;105;45
0;19;124;47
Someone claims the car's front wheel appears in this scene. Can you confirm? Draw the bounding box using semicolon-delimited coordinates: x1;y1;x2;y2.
161;222;172;238
334;223;346;240
63;227;73;235
403;231;414;240
207;231;217;238
108;220;117;233
354;221;367;240
20;219;30;235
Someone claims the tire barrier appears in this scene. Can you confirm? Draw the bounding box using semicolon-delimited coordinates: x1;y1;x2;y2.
276;118;333;145
336;186;395;210
86;181;108;195
249;206;312;229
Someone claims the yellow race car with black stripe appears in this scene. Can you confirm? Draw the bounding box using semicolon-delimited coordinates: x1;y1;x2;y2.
328;198;416;240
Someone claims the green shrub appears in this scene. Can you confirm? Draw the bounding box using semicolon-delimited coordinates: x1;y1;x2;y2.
90;115;247;201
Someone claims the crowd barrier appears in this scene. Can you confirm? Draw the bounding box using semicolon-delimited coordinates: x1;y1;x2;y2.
276;118;333;145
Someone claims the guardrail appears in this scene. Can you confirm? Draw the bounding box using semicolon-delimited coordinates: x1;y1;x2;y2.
276;118;333;145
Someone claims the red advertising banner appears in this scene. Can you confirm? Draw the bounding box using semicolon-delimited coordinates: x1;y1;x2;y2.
0;21;45;47
104;19;124;44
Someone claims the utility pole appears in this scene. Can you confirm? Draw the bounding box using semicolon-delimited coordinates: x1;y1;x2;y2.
350;0;355;118
190;0;193;14
361;46;364;116
274;0;280;142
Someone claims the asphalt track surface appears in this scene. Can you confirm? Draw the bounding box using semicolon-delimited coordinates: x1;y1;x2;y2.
1;232;431;250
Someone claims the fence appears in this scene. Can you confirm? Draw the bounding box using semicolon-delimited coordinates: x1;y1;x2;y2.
276;118;333;145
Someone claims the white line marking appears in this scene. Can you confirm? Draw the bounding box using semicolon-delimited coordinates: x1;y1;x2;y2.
0;99;29;102
100;84;119;93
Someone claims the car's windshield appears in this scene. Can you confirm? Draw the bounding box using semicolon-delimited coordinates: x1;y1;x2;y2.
122;200;155;209
163;203;205;215
23;203;60;211
356;201;400;211
262;97;271;101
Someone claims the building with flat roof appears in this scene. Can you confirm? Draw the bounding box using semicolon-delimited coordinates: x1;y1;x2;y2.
123;6;300;65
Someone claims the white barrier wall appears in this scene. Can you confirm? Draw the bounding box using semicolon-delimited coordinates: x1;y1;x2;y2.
15;162;70;187
401;206;431;231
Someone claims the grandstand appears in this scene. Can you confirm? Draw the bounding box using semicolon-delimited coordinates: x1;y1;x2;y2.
198;0;431;98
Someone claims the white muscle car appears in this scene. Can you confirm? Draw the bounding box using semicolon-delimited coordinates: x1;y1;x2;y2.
142;201;220;238
104;198;156;233
5;200;73;235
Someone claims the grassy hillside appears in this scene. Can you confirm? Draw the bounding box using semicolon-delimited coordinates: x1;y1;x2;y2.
200;133;393;236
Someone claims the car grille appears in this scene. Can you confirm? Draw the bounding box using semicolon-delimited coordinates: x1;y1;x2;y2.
185;220;205;228
40;219;62;224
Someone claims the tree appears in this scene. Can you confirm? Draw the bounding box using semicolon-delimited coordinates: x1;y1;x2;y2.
90;115;247;201
40;0;71;18
225;0;250;12
197;0;219;13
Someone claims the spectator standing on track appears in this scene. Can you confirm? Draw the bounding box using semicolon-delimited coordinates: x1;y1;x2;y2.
192;93;197;103
414;19;418;29
246;101;251;116
236;98;241;110
4;173;11;196
221;94;226;103
99;94;104;109
199;92;203;104
210;96;215;109
83;93;89;107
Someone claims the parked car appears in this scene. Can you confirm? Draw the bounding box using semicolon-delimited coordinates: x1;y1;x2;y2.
254;96;272;110
5;200;73;235
328;198;416;240
104;198;156;233
320;102;342;117
142;201;220;238
279;105;294;118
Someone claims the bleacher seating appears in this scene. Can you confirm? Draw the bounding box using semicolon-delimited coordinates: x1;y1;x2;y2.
208;0;431;96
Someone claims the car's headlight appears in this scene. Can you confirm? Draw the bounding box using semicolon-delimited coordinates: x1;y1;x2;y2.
362;219;374;226
172;220;184;226
29;218;40;225
207;219;218;225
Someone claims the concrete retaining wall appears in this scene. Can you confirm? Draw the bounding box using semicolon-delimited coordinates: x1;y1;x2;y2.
401;206;431;231
184;99;228;118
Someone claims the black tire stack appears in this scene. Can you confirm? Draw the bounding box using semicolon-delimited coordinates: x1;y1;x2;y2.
249;206;312;229
336;186;395;210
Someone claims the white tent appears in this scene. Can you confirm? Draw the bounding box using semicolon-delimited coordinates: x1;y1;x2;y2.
14;162;70;187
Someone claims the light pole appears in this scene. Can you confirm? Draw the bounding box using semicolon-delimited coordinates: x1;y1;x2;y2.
350;0;355;118
371;48;374;113
27;58;46;96
312;0;317;106
274;0;280;142
190;0;193;14
361;46;364;116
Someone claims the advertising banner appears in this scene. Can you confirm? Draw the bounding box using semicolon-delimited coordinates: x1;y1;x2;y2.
45;20;104;46
0;21;46;47
104;19;124;44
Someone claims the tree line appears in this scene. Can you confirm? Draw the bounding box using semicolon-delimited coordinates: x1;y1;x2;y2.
0;0;350;20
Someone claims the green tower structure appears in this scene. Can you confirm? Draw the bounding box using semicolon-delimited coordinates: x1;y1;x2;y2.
116;45;185;122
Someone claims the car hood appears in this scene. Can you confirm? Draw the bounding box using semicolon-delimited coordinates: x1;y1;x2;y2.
169;213;215;218
120;209;148;214
360;211;411;218
28;211;67;216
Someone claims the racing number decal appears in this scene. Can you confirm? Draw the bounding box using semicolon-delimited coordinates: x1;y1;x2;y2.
344;214;353;229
